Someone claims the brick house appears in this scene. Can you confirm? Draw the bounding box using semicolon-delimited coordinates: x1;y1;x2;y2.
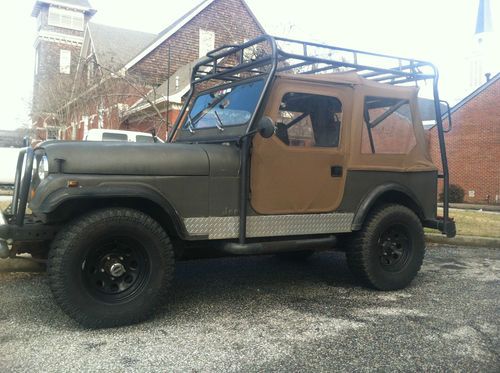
53;0;265;140
428;73;500;204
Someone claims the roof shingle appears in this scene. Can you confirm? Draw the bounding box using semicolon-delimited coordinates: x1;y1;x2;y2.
88;23;157;70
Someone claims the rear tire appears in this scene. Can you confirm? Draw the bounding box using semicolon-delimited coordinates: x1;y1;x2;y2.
346;204;425;290
48;208;174;328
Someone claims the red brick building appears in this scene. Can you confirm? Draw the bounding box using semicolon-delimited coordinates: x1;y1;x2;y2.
41;0;265;141
429;73;500;204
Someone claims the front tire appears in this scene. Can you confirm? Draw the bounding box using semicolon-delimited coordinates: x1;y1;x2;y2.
48;208;174;328
346;204;425;290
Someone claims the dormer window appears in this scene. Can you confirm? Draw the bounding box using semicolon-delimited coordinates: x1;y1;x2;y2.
48;6;84;31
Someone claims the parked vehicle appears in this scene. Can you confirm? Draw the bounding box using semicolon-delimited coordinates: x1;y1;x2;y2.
84;128;163;143
0;147;23;185
0;35;455;327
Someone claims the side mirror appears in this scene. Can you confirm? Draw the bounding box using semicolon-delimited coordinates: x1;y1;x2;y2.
257;116;275;138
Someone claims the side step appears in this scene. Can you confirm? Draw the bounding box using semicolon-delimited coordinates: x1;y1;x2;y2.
223;236;337;255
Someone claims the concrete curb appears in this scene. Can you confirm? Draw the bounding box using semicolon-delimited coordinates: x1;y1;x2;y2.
426;233;500;248
0;256;45;273
438;203;500;212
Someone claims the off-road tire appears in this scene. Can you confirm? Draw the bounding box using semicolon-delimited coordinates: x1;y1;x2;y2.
48;208;174;328
346;204;425;290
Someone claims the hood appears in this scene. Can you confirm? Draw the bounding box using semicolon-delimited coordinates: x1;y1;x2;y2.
41;142;209;176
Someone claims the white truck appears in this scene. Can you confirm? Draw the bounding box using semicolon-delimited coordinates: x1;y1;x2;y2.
84;129;163;143
0;147;23;185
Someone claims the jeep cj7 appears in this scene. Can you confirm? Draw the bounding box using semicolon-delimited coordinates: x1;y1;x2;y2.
0;35;455;327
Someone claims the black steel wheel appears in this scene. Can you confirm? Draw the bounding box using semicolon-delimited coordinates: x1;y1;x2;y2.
346;204;425;290
82;237;150;302
378;225;412;272
48;208;174;328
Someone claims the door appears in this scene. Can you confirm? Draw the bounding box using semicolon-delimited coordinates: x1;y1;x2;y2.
250;79;352;214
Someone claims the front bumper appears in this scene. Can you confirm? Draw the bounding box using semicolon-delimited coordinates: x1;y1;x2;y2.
0;209;58;259
1;147;57;258
0;211;9;258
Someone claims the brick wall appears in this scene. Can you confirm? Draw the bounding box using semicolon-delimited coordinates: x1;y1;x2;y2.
129;0;264;86
429;77;500;204
33;41;81;115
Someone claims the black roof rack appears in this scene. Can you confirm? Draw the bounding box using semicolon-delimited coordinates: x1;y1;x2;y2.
190;35;437;88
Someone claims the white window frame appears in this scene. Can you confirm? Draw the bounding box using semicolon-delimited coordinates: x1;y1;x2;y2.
48;5;84;31
199;29;215;58
60;49;71;74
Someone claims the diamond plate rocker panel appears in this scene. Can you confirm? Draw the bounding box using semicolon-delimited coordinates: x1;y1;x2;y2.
184;213;354;239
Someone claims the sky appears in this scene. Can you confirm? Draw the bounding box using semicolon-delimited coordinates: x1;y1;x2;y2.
0;0;498;131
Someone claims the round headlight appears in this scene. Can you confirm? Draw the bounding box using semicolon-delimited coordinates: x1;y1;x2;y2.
38;155;49;180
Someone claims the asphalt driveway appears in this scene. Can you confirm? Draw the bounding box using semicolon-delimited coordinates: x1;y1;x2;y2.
0;245;498;372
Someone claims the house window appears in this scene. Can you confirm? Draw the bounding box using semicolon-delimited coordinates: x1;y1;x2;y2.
34;49;39;75
60;50;71;74
46;126;60;140
87;58;95;82
199;29;215;57
48;6;84;31
361;96;416;154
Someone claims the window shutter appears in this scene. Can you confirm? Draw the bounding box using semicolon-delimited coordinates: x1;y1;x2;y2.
48;6;84;31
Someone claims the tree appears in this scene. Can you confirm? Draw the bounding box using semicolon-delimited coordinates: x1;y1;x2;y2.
32;50;168;141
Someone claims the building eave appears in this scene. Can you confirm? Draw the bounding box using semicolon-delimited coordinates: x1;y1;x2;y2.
35;30;84;46
125;84;190;117
32;0;97;17
123;0;214;71
450;73;500;115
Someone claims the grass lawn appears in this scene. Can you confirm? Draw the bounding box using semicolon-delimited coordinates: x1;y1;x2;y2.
431;207;500;238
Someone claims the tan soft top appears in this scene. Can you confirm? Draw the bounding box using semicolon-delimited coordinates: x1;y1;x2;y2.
275;71;419;95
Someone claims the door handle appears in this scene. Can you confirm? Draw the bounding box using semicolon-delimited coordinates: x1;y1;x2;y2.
331;165;343;177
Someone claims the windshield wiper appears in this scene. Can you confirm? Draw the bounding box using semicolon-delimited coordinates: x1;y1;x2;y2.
214;110;225;131
186;113;196;134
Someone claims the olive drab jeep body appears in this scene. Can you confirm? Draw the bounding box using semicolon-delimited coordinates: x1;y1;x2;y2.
0;35;455;327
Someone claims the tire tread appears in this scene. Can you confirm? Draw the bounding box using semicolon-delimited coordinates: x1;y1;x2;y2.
48;208;174;328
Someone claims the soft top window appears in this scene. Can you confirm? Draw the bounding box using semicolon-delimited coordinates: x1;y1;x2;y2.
362;96;416;155
276;92;342;148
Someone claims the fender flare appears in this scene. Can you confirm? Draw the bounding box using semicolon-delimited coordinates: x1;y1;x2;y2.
38;184;187;238
351;183;424;231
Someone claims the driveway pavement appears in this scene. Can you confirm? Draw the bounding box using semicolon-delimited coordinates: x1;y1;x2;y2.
0;245;498;372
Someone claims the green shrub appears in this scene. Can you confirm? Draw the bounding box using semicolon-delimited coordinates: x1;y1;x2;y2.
440;184;465;203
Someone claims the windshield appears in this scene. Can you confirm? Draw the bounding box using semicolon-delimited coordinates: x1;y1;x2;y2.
182;79;265;132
